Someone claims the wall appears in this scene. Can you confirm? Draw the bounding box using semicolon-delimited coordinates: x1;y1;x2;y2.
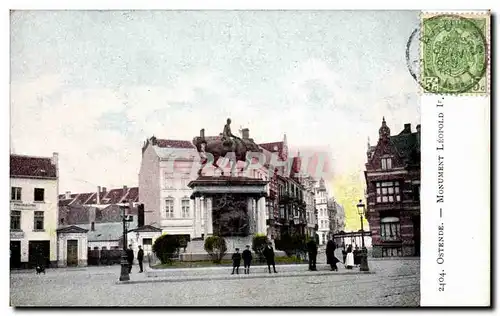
88;240;120;250
139;145;161;227
10;177;58;264
57;232;88;267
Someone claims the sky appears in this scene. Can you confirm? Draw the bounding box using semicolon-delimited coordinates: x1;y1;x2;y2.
10;10;421;231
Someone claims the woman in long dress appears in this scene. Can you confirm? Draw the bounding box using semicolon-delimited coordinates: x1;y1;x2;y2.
345;244;354;269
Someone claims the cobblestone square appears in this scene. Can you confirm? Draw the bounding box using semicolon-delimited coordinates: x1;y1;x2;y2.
10;258;419;307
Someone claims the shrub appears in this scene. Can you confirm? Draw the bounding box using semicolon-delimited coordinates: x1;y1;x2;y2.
152;234;181;264
275;233;307;257
204;236;227;264
252;234;269;262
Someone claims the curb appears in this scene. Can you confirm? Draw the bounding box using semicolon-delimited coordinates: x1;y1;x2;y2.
117;270;375;285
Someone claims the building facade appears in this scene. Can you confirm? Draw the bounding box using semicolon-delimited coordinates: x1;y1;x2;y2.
10;153;59;268
315;178;329;245
364;118;421;257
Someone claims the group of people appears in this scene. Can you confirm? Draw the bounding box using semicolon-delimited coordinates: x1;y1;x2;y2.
307;239;342;271
126;244;144;273
231;243;278;275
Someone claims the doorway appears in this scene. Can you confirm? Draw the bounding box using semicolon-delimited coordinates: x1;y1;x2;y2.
67;240;79;267
412;216;421;256
28;241;50;268
10;241;21;269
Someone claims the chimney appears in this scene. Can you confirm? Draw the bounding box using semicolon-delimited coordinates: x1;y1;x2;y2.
242;128;249;140
65;191;71;199
403;123;411;133
51;152;58;166
96;186;100;205
123;185;128;192
102;187;107;193
200;128;205;139
416;124;421;133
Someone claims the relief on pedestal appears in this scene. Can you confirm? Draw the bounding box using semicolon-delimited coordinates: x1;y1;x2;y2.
212;194;249;237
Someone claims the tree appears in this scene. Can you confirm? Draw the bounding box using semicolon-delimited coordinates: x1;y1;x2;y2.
204;236;227;264
152;234;181;264
252;234;269;262
275;233;306;257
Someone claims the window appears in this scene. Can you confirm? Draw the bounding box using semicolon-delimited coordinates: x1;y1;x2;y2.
34;188;45;202
181;199;190;218
381;158;392;170
165;199;174;218
11;211;21;230
34;211;44;230
60;218;65;225
180;177;190;188
164;172;174;189
380;217;400;241
11;187;22;201
142;238;153;245
376;181;400;203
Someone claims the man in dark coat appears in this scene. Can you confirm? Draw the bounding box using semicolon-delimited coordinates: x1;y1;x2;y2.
137;245;144;273
307;239;318;271
326;240;340;271
231;248;242;275
126;244;134;273
263;243;277;273
242;245;253;274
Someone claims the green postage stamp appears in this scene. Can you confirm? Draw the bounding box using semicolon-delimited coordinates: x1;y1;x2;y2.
421;12;490;95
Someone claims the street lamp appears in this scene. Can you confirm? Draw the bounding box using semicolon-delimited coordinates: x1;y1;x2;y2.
356;199;370;272
119;201;133;281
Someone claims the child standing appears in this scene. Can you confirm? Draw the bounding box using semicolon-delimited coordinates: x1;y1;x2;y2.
231;248;242;275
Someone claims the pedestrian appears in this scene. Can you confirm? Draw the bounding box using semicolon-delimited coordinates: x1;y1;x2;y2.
137;245;144;273
242;245;252;274
126;244;134;273
326;240;340;271
231;248;241;275
306;238;318;271
263;243;277;273
354;245;361;267
345;244;354;269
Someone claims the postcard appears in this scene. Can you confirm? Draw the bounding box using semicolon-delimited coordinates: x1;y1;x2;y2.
8;9;490;307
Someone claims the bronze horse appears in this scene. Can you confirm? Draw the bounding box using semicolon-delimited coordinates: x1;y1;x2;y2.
192;133;262;176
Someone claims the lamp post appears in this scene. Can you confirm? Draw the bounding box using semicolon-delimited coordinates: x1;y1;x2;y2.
119;201;133;281
356;199;370;272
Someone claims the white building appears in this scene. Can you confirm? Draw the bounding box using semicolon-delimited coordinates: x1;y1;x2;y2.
315;178;329;245
139;136;198;238
10;153;59;268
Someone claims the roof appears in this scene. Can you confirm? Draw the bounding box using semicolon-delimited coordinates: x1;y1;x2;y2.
156;139;195;149
80;219;138;241
57;225;89;234
10;155;57;179
128;225;162;233
58;187;139;205
389;132;420;164
259;142;283;154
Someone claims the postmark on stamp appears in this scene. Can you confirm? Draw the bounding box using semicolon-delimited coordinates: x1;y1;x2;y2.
420;13;489;95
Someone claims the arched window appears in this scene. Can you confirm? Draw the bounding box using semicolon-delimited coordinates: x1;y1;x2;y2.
380;217;400;241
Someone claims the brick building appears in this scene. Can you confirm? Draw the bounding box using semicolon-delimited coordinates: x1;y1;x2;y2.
364;118;420;257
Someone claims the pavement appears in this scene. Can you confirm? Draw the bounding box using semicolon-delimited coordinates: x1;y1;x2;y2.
10;256;420;307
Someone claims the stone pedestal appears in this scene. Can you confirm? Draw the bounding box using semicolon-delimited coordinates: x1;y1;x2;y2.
188;176;268;239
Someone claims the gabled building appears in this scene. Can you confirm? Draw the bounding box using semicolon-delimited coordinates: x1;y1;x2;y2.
364;118;420;257
10;153;59;268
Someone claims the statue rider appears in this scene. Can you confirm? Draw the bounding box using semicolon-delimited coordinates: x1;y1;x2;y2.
222;118;241;148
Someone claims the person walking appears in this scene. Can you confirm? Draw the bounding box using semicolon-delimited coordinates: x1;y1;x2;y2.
307;239;318;271
137;245;144;273
263;243;277;273
231;248;242;275
326;240;340;271
242;245;253;274
126;244;134;273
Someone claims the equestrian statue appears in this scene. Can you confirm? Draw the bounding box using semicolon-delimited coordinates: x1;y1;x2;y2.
192;118;262;176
